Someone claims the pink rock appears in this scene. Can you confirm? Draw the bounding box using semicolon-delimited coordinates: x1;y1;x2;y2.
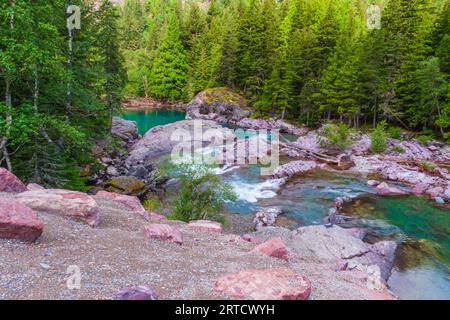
367;180;380;187
425;187;444;198
113;286;158;300
15;189;100;227
95;191;145;213
214;268;311;300
375;182;408;196
0;168;27;193
188;220;223;234
0;198;43;242
143;211;168;222
142;224;183;245
412;183;429;195
273;160;317;179
27;183;45;191
252;237;289;261
241;234;264;244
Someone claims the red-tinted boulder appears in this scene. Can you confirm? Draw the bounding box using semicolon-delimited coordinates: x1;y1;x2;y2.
241;234;264;244
214;268;311;300
375;182;408;196
188;220;223;234
113;286;158;300
0;168;27;193
15;189;100;227
0;198;43;242
252;237;289;261
143;224;183;245
95;191;145;213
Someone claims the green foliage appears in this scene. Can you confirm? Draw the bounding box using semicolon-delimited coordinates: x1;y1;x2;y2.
388;127;403;140
143;197;162;211
417;135;433;145
420;161;438;172
370;121;388;153
392;145;406;153
167;162;237;223
318;123;352;150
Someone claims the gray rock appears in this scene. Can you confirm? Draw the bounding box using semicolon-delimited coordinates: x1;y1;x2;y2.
253;207;283;230
113;286;158;300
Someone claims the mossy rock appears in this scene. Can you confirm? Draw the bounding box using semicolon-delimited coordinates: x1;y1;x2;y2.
106;176;146;196
200;87;248;106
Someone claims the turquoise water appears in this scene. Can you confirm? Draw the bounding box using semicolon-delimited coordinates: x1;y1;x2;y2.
120;109;186;135
121;110;450;300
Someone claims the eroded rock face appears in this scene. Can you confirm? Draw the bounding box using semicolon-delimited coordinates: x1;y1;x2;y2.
375;182;409;196
126;120;235;166
188;220;223;234
113;286;158;300
142;224;183;245
0;198;44;242
111;117;140;144
0;168;27;193
15;189;100;227
272;160;317;179
214;268;311;300
252;237;289;261
95;191;145;213
253;207;283;230
292;225;397;281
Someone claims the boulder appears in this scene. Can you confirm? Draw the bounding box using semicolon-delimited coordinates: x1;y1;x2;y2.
0;198;44;242
252;237;289;261
214;268;311;300
0;168;27;193
143;211;168;222
336;154;355;170
27;183;45;191
367;180;380;187
425;186;444;198
95;191;145;213
253;207;283;230
111;117;139;143
126;120;235;166
188;220;223;234
272;160;317;179
105;176;146;196
15;189;100;227
412;183;429;195
113;286;158;300
375;182;408;196
142;224;183;245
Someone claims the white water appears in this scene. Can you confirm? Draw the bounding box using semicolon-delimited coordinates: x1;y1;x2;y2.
228;177;286;203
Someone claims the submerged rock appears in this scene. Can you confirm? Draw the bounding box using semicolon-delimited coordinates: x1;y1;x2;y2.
15;189;100;227
214;268;311;300
0;168;27;193
0;198;44;242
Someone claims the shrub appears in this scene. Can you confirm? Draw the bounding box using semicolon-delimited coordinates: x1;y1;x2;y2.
388;127;402;140
318;123;352;150
420;161;437;173
417;135;432;145
168;162;237;224
143;197;162;211
391;145;405;153
370;121;388;153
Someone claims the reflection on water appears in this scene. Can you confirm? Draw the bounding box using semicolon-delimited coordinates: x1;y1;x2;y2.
120;108;186;135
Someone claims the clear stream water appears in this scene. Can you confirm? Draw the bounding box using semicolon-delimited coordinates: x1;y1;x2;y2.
121;109;450;300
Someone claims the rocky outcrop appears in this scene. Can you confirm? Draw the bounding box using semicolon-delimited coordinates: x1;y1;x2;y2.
292;225;397;281
187;220;223;234
337;154;355;170
214;268;311;300
142;223;183;245
375;182;409;196
253;207;283;230
15;189;100;227
94;191;145;213
126;120;235;167
252;237;289;261
185;87;250;122
272;160;318;179
111;117;140;144
0;198;44;242
235;118;308;136
0;168;27;193
113;286;158;300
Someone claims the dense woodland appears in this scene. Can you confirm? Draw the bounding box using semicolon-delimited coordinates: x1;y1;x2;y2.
1;0;450;189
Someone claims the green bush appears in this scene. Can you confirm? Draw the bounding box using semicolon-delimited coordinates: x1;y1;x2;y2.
143;197;162;211
168;163;237;224
319;123;352;150
417;135;432;145
391;145;406;153
388;127;402;140
370;121;388;153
